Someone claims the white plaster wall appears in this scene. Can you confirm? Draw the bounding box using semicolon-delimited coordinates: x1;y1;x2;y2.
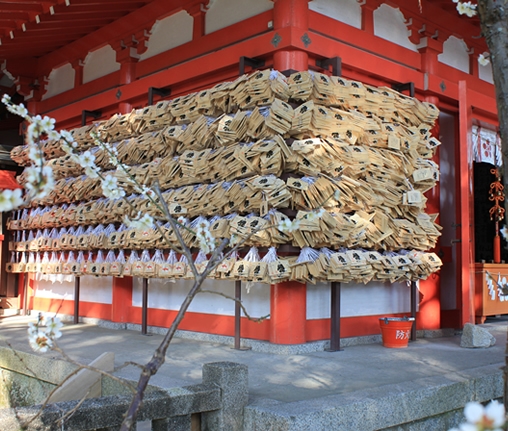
205;0;273;34
307;281;411;319
43;63;74;100
373;4;417;52
479;59;494;84
132;278;270;318
34;275;113;304
140;11;193;61
309;0;361;29
83;45;120;84
438;36;470;73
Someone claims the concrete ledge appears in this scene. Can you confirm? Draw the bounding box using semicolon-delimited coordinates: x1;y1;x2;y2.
243;364;503;431
0;346;77;385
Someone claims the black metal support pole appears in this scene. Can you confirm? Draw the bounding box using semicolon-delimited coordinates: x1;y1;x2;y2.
142;278;148;335
392;82;415;98
327;281;342;351
148;87;171;106
22;273;29;316
73;276;80;324
81;109;101;126
234;280;241;349
410;281;417;341
316;56;342;77
239;56;265;76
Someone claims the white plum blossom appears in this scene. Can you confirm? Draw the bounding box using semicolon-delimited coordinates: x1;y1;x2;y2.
101;174;125;199
0;188;23;212
84;166;99;179
123;212;154;231
44;315;63;339
28;330;53;353
278;218;301;233
454;0;477;17
449;400;506;431
26;115;56;142
78;151;96;170
306;208;326;222
24;165;55;200
501;225;508;241
478;53;490;66
194;218;216;254
27;314;63;353
27;145;44;166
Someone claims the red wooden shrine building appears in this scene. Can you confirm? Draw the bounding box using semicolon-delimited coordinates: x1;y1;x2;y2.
0;0;501;345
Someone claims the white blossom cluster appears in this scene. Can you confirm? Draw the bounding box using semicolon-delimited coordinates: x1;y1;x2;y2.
453;0;477;18
27;313;63;353
449;400;505;431
1;95;56;210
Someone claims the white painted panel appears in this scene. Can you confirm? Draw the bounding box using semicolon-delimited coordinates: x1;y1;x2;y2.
479;60;494;84
373;4;417;52
309;0;361;29
205;0;273;34
34;275;112;304
132;278;270;318
140;11;193;61
307;281;411;319
35;278;75;300
83;45;120;84
438;36;469;73
43;63;74;100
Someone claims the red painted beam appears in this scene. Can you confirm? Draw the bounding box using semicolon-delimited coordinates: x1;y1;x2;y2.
0;4;44;12
32;18;112;27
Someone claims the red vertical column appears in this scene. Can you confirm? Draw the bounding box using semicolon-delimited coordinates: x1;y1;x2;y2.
272;0;310;72
270;0;309;343
113;40;140;114
360;0;381;34
112;276;133;323
270;280;306;344
418;95;441;330
458;81;475;325
186;2;207;40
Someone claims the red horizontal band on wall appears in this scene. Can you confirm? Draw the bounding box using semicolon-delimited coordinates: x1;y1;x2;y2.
33;297;112;321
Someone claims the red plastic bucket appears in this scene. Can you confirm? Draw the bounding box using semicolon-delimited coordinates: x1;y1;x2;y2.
379;317;415;348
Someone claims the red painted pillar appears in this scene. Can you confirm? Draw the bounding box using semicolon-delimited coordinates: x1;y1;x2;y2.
270;280;306;344
112;276;133;323
418;95;441;330
186;2;206;39
418;37;443;76
114;40;140;114
72;60;84;88
272;0;310;72
458;81;475;325
270;0;309;343
360;0;379;34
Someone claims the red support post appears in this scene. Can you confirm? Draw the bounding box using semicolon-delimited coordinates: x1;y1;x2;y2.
458;80;475;326
272;0;310;72
418;95;441;331
270;281;306;344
